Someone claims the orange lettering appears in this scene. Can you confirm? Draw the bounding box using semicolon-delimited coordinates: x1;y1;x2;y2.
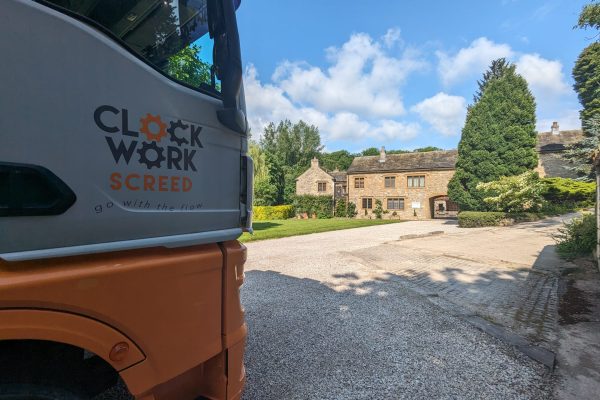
110;172;122;190
144;175;155;191
159;176;168;192
125;174;140;191
183;177;192;192
171;176;180;192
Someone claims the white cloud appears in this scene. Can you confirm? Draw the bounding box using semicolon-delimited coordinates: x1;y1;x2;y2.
382;27;403;48
272;32;427;118
515;53;570;98
244;65;328;136
411;93;467;136
244;32;428;144
436;37;514;86
537;109;581;132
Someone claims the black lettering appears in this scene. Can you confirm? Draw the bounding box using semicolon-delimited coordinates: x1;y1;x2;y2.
121;109;139;137
190;125;204;148
167;146;183;170
94;105;119;133
183;149;197;171
105;137;138;164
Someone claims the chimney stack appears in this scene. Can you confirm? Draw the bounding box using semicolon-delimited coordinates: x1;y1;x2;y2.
311;157;319;168
551;121;559;135
379;146;386;163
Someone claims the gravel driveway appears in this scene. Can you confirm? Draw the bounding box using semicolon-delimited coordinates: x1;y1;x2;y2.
242;219;560;399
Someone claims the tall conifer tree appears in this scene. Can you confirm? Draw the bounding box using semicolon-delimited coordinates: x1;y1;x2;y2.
448;60;538;210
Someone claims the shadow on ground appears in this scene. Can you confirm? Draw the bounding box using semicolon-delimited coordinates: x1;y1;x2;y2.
241;268;552;400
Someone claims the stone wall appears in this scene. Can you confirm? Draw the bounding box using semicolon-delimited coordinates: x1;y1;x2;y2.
296;159;335;197
347;169;455;220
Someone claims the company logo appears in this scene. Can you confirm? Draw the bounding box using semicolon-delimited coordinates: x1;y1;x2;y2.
94;105;203;192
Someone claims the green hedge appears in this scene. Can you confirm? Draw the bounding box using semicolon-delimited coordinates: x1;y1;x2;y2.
556;213;596;259
458;211;542;228
458;211;508;227
293;195;334;219
542;177;595;206
253;205;295;221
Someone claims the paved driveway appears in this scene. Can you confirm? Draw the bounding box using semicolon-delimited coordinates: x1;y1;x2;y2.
241;216;572;399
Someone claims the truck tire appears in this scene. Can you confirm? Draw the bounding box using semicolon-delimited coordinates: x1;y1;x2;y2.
0;383;83;400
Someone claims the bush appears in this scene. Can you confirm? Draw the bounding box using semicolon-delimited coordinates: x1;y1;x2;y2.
373;199;385;219
347;202;357;217
458;211;543;227
458;211;510;227
335;198;348;217
253;205;295;221
556;213;597;259
293;195;334;219
476;171;545;213
542;177;595;206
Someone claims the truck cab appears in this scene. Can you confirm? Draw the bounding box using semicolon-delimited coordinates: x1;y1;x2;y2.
0;0;251;398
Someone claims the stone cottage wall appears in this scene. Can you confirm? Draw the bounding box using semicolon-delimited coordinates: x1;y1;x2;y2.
347;170;455;220
296;160;335;197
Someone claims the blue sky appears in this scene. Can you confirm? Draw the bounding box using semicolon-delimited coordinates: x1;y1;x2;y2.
236;0;592;153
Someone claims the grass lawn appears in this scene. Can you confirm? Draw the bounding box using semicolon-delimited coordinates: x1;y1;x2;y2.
240;218;404;242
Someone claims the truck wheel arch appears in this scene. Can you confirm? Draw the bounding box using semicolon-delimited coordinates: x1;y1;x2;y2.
0;309;145;371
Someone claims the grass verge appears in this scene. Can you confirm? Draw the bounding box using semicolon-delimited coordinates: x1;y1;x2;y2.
240;218;403;242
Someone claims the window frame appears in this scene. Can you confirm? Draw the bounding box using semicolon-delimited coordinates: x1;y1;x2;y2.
384;176;396;188
317;182;327;192
386;197;404;210
354;177;365;189
35;0;223;99
407;175;426;188
362;197;373;209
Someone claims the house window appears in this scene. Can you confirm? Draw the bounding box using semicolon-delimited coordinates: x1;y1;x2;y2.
407;175;425;188
384;176;395;188
362;198;373;209
354;177;365;188
387;198;404;210
318;182;327;192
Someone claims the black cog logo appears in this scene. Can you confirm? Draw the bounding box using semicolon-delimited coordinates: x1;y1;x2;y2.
167;119;189;146
137;141;166;169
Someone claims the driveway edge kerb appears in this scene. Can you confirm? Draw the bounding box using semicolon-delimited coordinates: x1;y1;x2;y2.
385;273;557;370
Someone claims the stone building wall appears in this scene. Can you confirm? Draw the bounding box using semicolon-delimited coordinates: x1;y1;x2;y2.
347;169;455;220
296;158;335;197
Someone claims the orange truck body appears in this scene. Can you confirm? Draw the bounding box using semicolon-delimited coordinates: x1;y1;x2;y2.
0;241;247;399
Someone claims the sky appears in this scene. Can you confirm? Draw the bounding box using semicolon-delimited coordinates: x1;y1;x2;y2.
235;0;594;153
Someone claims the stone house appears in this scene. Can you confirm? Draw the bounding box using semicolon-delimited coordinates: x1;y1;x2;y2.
347;148;459;220
296;158;347;200
535;122;583;179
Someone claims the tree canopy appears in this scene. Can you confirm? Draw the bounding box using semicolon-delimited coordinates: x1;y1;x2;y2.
167;44;211;88
573;42;600;125
575;1;600;33
448;59;538;211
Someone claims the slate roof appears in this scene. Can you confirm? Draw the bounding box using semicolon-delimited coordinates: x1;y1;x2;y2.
536;130;583;153
330;171;347;182
347;150;458;174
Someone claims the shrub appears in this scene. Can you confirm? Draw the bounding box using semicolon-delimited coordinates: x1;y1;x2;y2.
373;199;385;219
253;205;295;221
458;211;543;227
347;202;357;217
293;195;334;219
476;171;545;213
555;213;597;259
458;211;510;227
335;198;348;217
540;202;578;216
542;177;595;206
